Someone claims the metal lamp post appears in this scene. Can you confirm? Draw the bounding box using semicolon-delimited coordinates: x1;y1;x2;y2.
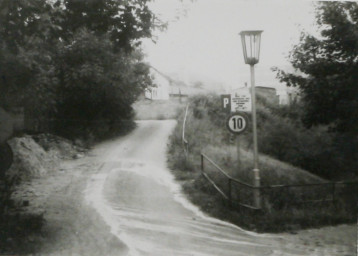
239;30;263;209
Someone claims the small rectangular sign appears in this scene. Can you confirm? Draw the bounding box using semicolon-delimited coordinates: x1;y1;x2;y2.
221;94;231;113
231;88;252;112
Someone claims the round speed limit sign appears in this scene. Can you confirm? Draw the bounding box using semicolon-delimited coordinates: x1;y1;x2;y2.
226;113;249;135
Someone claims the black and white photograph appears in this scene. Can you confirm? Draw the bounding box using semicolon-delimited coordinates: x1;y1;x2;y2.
0;0;357;255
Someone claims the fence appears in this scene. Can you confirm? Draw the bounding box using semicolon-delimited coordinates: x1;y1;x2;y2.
182;104;190;157
201;153;259;209
201;153;358;211
180;104;358;211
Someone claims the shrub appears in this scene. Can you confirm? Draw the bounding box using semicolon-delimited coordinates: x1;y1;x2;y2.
167;92;358;232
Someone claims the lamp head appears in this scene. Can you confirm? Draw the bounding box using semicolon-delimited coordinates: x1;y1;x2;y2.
239;30;263;65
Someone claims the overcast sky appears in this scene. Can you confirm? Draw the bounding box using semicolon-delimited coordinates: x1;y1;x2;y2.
142;0;319;92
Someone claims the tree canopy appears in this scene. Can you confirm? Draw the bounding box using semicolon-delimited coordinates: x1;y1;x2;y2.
0;0;160;139
276;2;358;135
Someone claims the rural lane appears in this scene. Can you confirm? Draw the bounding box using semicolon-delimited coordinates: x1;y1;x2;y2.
85;120;356;256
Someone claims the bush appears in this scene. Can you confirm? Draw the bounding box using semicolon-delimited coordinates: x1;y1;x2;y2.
0;0;159;143
255;95;358;179
167;92;358;232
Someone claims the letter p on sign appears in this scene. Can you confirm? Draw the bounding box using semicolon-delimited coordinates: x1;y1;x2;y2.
221;94;231;113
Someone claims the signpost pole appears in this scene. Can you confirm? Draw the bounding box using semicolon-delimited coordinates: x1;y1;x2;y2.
236;136;241;169
250;64;261;209
226;112;248;172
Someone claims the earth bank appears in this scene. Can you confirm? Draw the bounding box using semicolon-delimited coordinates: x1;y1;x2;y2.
0;134;127;255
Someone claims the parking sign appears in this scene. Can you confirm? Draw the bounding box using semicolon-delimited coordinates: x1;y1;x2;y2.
221;94;231;113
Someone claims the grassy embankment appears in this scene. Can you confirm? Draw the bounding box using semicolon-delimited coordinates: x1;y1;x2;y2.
167;93;358;232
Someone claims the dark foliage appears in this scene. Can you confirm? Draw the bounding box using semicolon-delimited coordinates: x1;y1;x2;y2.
0;0;160;139
275;2;358;135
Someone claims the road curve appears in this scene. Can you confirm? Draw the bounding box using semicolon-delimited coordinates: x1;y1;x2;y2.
85;120;355;256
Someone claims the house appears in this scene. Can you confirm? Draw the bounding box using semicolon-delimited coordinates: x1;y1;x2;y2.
147;66;205;100
145;67;170;100
255;86;280;105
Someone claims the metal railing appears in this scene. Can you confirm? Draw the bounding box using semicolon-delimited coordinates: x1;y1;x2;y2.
201;153;259;210
201;153;358;211
182;104;190;157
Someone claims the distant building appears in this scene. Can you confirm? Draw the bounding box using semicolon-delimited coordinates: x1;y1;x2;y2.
255;86;280;105
147;66;205;99
277;86;300;105
145;68;170;100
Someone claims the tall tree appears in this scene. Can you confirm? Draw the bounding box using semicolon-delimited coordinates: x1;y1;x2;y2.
56;0;159;52
276;2;358;135
50;0;156;137
0;0;160;138
0;0;59;112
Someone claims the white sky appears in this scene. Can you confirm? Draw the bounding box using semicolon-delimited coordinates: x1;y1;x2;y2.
142;0;318;92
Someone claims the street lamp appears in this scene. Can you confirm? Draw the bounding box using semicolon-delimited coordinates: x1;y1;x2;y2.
239;30;263;209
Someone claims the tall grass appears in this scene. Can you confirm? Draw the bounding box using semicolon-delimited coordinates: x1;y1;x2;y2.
255;95;358;180
167;93;358;232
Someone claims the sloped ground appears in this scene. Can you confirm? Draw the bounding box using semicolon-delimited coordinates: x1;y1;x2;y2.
86;120;357;256
6;134;85;183
0;134;79;253
7;157;127;255
0;107;355;255
202;145;325;186
0;134;127;255
0;123;356;255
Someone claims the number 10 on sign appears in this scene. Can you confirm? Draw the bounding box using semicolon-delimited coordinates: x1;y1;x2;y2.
226;113;248;135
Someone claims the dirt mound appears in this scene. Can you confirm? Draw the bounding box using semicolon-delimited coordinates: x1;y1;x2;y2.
33;133;86;160
7;136;52;182
5;134;86;183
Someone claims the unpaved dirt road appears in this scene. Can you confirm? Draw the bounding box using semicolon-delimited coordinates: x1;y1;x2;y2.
84;120;356;256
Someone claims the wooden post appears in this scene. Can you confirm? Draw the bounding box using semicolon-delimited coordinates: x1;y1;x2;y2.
228;179;232;207
201;154;204;174
236;136;241;169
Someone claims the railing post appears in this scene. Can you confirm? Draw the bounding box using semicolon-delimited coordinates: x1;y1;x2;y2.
182;104;190;159
253;169;261;209
201;154;204;174
228;179;232;207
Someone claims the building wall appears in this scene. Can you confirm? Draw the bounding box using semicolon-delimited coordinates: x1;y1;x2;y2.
256;86;279;105
145;71;170;100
